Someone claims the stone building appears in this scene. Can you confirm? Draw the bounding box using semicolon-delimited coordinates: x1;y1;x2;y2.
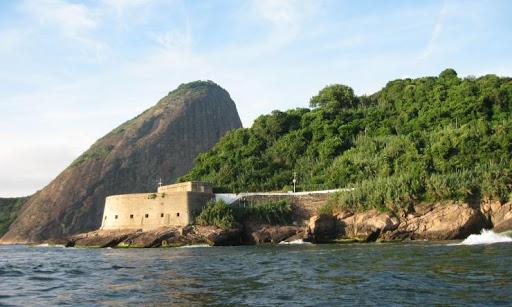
100;182;213;231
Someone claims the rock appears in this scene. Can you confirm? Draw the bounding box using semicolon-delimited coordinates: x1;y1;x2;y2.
120;227;183;248
490;202;512;232
70;230;134;248
490;202;512;227
394;203;488;240
494;219;512;233
307;214;338;243
205;228;241;246
1;81;242;244
248;225;301;244
68;225;242;248
338;210;399;242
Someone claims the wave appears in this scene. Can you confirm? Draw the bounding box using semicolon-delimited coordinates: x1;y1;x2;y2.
178;244;211;248
279;239;313;245
456;229;512;246
33;243;65;248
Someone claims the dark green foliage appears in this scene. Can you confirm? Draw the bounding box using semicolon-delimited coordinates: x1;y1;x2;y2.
235;200;293;225
310;84;359;111
182;69;512;211
0;197;29;236
195;199;293;228
196;200;237;229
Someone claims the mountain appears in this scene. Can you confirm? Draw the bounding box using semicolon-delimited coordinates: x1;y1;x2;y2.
180;69;512;212
0;197;29;237
1;81;242;243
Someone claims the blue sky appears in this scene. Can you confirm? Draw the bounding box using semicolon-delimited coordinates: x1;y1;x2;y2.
1;0;511;196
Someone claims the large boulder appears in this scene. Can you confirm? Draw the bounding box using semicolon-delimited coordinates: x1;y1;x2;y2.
68;230;135;248
307;214;338;242
196;226;242;246
247;225;302;244
69;225;242;247
392;203;488;240
489;202;512;232
1;81;242;244
338;210;399;241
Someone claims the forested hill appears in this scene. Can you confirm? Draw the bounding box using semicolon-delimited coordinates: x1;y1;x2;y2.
180;69;512;212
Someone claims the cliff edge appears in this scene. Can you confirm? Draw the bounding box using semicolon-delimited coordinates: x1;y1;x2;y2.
1;81;242;244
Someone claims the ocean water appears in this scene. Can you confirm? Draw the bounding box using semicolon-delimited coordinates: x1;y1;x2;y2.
1;237;512;306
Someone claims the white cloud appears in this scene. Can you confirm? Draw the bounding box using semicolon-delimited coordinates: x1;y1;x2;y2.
251;0;320;44
22;0;97;33
19;0;109;59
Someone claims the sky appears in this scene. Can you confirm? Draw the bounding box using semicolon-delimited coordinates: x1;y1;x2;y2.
1;0;512;197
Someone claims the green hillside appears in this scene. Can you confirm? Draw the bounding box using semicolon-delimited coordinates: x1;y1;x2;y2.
180;69;512;212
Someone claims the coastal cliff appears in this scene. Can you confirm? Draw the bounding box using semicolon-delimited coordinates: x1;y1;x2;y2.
1;81;242;244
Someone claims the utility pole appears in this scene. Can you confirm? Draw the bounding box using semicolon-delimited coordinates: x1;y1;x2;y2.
292;172;297;193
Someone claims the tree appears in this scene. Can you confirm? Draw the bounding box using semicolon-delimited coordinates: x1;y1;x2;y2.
309;84;358;111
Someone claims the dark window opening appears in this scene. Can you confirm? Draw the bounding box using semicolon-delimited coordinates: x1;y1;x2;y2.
176;212;180;217
115;215;118;219
130;214;134;219
104;216;107;220
145;214;149;218
160;213;164;217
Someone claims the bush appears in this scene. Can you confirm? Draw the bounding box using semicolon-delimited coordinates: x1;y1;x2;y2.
196;200;237;229
238;200;293;225
195;199;293;228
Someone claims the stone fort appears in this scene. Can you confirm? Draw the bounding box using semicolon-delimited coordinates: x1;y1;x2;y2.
100;181;214;231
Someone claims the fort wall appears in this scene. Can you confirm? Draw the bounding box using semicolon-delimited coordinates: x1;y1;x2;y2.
100;182;213;231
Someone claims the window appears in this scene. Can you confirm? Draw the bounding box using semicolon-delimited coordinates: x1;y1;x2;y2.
104;216;107;220
160;213;164;218
176;212;180;217
145;214;149;218
115;215;118;219
130;214;134;219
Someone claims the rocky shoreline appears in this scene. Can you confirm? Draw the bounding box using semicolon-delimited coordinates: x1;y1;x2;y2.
63;201;512;248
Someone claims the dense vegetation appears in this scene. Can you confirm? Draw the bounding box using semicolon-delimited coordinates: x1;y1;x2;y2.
0;197;28;236
196;199;293;229
180;69;512;212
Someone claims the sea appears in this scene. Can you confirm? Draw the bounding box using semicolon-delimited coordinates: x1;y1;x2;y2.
1;230;511;306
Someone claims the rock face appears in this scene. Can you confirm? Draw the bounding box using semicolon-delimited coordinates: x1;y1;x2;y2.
67;226;242;248
338;210;399;242
308;202;494;242
1;81;242;244
481;202;512;233
390;203;489;240
307;214;338;242
246;225;303;244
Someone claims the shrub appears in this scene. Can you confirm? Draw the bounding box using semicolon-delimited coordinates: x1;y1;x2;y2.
240;200;293;225
196;200;237;229
196;199;294;228
318;203;334;215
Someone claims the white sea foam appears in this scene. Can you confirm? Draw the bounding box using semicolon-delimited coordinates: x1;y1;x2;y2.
279;239;312;245
34;243;65;248
456;229;512;246
178;244;211;248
